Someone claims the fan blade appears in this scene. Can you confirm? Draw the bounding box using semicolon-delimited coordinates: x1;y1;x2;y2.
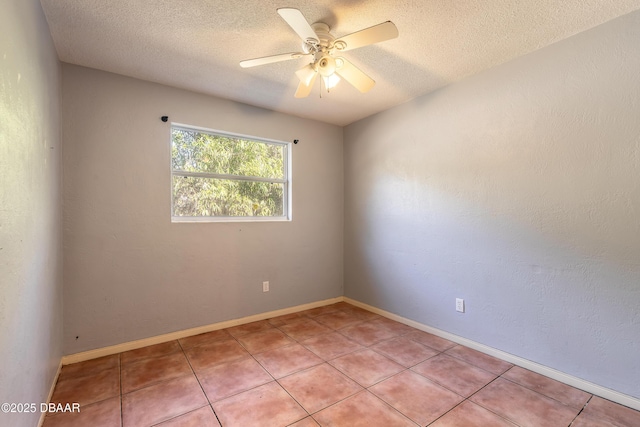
277;8;319;43
240;52;308;68
335;57;375;93
334;21;398;52
295;72;318;98
295;64;317;86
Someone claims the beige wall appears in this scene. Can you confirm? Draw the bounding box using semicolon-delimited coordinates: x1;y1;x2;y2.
5;1;638;414
62;65;344;354
0;1;63;426
344;10;640;398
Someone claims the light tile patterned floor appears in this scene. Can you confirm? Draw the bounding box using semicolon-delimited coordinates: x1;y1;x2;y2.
43;303;640;426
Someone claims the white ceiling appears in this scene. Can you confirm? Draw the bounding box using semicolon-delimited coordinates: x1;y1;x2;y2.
40;0;640;126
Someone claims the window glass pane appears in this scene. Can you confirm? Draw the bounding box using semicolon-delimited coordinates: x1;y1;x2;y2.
172;176;284;217
172;128;284;179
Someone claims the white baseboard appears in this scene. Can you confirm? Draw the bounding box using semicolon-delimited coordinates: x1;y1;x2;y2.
38;360;62;427
59;295;639;412
343;297;640;412
61;297;344;365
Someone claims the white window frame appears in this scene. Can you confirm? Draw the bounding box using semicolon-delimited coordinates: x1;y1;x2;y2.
170;123;292;222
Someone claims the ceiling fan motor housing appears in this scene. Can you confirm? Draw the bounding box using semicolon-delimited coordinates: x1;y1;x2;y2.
303;22;335;55
311;23;334;47
306;22;342;75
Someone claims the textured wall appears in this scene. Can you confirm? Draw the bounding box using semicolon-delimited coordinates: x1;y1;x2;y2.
344;10;640;398
62;65;344;354
0;1;63;426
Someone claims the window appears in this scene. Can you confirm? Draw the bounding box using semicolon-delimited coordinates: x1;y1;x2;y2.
171;125;290;221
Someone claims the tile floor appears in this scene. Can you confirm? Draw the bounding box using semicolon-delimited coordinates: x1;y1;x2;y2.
43;302;640;427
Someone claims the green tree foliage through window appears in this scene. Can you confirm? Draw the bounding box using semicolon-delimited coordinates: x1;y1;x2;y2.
171;127;288;218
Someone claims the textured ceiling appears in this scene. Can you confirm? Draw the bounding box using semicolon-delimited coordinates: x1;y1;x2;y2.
40;0;640;126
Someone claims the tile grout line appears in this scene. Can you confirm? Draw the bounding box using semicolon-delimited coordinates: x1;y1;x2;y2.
362;338;472;427
424;395;518;427
122;325;501;427
119;354;123;427
176;339;224;427
46;355;125;424
270;308;347;424
238;327;311;424
273;307;365;424
125;323;434;426
362;387;422;427
362;361;424;426
461;376;520;426
567;395;594;427
53;303;635;426
424;399;467;427
119;342;212;426
498;372;594;413
53;311;436;424
403;341;592;426
295;314;440;425
455;363;591;427
273;307;403;424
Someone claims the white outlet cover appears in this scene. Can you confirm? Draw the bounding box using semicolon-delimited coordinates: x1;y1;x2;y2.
263;281;269;292
456;298;464;313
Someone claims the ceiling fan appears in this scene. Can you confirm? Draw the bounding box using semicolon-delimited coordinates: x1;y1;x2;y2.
240;8;399;98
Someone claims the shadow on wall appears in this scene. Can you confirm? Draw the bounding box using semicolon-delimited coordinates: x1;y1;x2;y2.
343;11;640;398
348;172;639;397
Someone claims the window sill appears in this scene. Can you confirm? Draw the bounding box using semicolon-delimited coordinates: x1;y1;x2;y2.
171;216;291;223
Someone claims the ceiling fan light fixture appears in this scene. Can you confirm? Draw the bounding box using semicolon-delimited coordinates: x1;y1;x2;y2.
295;64;317;86
317;55;336;77
323;73;341;89
240;8;399;98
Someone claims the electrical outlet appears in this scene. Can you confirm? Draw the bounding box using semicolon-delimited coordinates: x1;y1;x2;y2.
456;298;464;313
263;281;269;292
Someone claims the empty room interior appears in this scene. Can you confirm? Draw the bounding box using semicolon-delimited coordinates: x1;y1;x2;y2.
2;1;640;426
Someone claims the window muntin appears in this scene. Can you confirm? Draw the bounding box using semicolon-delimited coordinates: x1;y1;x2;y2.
171;125;290;221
